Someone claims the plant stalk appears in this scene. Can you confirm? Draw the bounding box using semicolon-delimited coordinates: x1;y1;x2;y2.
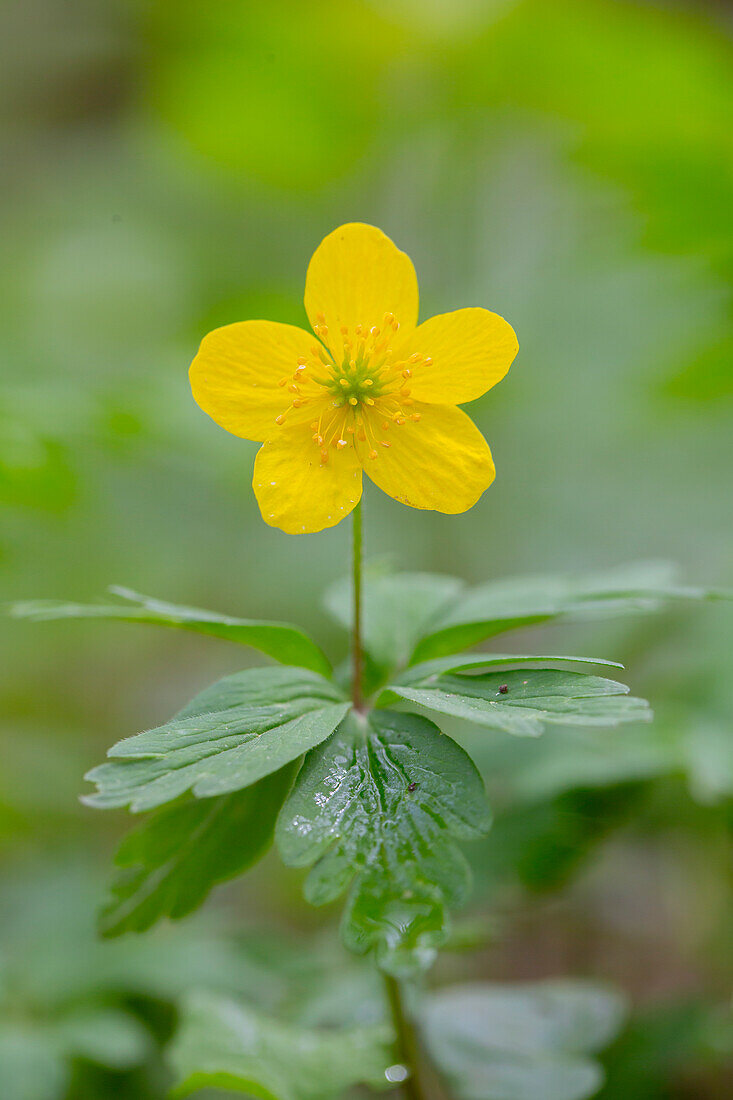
352;498;364;710
383;974;432;1100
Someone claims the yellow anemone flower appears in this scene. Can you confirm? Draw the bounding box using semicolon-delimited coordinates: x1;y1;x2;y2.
190;223;518;534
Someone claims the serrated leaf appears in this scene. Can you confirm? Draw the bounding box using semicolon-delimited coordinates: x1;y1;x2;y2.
11;586;331;675
100;764;296;936
168;990;392;1100
411;562;727;663
83;667;349;812
390;669;651;738
324;572;463;671
422;980;627;1100
276;710;491;977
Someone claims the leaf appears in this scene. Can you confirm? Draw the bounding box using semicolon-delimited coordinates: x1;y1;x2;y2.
100;764;296;936
10;586;331;675
276;709;491;977
422;980;627;1100
394;653;624;688
390;669;651;738
83;667;350;812
324;571;464;671
410;562;728;663
168;990;392;1100
0;1028;68;1100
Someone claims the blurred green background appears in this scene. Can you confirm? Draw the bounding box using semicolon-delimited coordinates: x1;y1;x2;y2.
1;0;732;1096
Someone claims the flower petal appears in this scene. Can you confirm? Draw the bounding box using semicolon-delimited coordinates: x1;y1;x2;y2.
398;308;518;405
359;403;494;514
253;423;363;534
190;320;315;442
304;223;418;352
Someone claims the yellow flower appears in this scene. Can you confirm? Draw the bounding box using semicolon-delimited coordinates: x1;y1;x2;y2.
190;223;518;534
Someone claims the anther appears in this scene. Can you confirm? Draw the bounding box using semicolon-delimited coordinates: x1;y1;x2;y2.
355;323;363;336
402;368;412;378
370;326;380;337
365;397;375;405
275;414;286;424
339;378;349;388
423;357;433;366
395;416;406;425
316;311;326;323
289;384;300;393
410;413;421;422
313;433;324;445
381;421;390;430
409;353;421;363
349;397;358;406
368;449;378;459
310;421;319;430
292;398;307;407
383;312;394;325
400;388;411;397
340;325;348;335
320;449;329;464
380;440;391;447
336;439;348;449
297;356;308;365
363;379;374;387
278;377;289;387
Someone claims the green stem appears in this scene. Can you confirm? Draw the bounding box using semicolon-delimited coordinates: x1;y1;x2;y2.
383;974;431;1100
352;498;363;710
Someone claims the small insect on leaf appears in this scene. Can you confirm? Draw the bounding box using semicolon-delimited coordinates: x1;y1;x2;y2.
408;782;418;792
498;684;509;694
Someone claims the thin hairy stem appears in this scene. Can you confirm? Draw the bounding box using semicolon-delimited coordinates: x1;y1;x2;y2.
352;499;364;710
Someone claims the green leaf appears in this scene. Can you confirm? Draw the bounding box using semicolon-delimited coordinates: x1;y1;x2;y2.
422;980;627;1100
324;571;463;671
390;669;651;738
276;709;491;977
100;764;296;936
10;586;331;675
394;653;624;688
0;1028;68;1100
83;667;349;812
168;990;392;1100
411;562;728;663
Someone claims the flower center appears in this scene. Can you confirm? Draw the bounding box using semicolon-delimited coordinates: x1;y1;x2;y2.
273;312;431;466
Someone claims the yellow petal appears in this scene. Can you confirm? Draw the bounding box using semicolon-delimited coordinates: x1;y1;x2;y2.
304;223;418;353
397;308;518;405
359;403;494;513
190;320;315;443
253;422;363;534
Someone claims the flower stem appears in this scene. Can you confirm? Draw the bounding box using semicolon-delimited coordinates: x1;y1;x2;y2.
383;974;432;1100
352;498;363;710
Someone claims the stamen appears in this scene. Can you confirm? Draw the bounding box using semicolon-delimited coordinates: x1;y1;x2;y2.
383;312;394;325
275;414;286;424
380;440;391;447
289;384;300;393
336;439;348;449
315;311;326;323
349;397;358;406
339;378;349;388
409;353;421;363
292;398;307;407
410;413;421;422
278;377;289;387
423;357;433;366
363;379;374;387
368;449;378;459
402;368;412;379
